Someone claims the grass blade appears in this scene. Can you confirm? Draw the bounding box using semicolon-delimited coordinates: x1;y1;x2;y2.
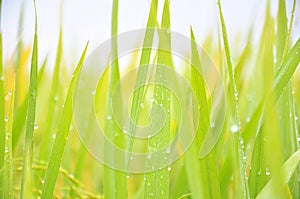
4;76;15;199
275;0;287;67
276;0;299;197
0;0;5;196
273;38;300;100
39;22;63;161
217;0;249;197
20;1;38;198
103;0;127;198
127;0;158;166
145;1;171;198
41;42;89;199
248;5;276;197
12;57;47;150
256;149;300;199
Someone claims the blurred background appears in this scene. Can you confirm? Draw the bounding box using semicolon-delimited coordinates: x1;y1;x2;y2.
2;0;300;69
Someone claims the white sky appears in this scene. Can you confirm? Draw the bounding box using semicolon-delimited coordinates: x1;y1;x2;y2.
2;0;300;68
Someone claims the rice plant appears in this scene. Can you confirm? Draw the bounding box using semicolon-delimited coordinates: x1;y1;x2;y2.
0;0;299;198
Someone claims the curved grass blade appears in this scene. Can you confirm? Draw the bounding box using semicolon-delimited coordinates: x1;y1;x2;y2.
243;33;300;150
276;0;299;197
217;1;249;197
248;6;276;197
256;149;300;199
273;38;300;101
41;42;89;199
20;1;38;198
282;0;296;60
183;27;221;199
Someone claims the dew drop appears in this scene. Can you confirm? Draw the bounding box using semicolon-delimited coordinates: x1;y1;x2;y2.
150;97;155;103
167;167;172;171
107;115;112;120
265;168;270;176
54;96;59;102
4;148;9;153
140;103;145;109
165;146;171;154
234;92;239;98
257;169;262;175
126;175;129;179
4;116;8;123
8;91;12;96
70;173;74;178
41;179;45;184
210;122;215;128
34;124;39;130
230;124;239;133
91;90;96;95
239;139;244;145
147;153;152;160
0;76;4;81
245;117;250;123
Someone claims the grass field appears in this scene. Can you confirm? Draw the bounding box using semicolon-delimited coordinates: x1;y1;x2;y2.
0;0;300;198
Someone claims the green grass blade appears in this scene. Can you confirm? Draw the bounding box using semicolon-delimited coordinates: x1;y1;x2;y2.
276;1;299;197
275;0;287;67
183;27;221;199
234;29;252;91
127;0;158;165
14;1;25;108
39;24;63;161
4;76;15;199
41;42;89;199
248;5;276;197
145;1;171;198
273;38;300;100
20;1;38;198
12;57;47;150
103;0;127;198
282;0;296;59
256;149;300;199
0;0;5;196
217;1;249;198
